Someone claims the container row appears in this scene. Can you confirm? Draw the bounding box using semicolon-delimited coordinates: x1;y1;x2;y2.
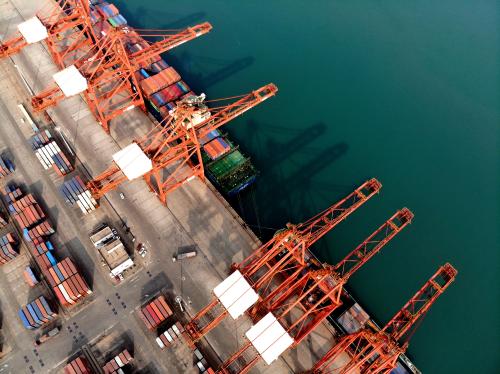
18;295;57;329
0;232;19;264
137;295;173;331
155;322;185;349
31;130;73;176
102;349;133;374
23;266;39;287
60;176;98;215
64;356;92;374
0;154;15;178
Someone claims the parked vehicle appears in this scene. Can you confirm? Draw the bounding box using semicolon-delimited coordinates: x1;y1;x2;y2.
136;243;147;257
34;326;60;346
172;246;197;262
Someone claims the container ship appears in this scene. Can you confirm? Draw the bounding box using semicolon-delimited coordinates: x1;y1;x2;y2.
89;0;258;196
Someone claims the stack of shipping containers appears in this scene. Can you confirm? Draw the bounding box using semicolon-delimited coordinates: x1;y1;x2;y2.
137;295;173;331
30;130;73;176
60;176;98;215
155;322;185;349
0;209;8;227
4;184;55;242
102;349;133;374
18;296;57;330
45;258;92;307
2;183;92;311
23;266;39;287
0;232;19;264
64;356;93;374
0;154;14;178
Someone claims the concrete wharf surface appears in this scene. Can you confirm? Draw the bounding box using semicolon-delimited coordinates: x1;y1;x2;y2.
0;0;339;372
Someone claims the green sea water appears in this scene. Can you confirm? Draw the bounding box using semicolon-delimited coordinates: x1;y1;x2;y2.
116;1;499;372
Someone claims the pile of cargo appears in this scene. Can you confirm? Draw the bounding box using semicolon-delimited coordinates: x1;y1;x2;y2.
193;348;214;374
0;232;19;264
155;322;185;349
44;257;92;307
137;295;173;331
3;185;55;242
337;303;371;334
60;176;98;215
203;137;231;161
3;184;92;308
90;1;127;36
23;266;39;287
0;210;8;227
102;349;133;374
32;238;57;270
18;295;56;329
64;356;93;374
0;154;15;178
30;130;73;176
139;67;181;96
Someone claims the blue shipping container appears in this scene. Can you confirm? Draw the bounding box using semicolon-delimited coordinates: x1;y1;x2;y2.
26;304;42;326
40;296;54;317
30;302;47;323
18;309;34;329
46;252;57;266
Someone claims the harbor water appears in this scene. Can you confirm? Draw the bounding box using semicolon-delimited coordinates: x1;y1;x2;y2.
116;1;499;372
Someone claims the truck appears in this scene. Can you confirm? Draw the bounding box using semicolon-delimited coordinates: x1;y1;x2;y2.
34;326;60;346
172;245;197;262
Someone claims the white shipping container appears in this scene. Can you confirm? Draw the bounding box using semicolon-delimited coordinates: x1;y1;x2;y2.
35;151;51;169
156;336;165;348
114;356;124;367
58;284;76;304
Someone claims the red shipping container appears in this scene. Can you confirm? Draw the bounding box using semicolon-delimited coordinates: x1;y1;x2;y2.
157;296;173;316
150;302;165;323
153;298;169;319
137;309;152;330
70;275;85;296
145;304;160;325
57;262;69;279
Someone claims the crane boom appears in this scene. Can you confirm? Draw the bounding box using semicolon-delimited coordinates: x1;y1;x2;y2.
88;84;277;202
334;208;414;280
130;23;213;65
310;263;457;374
383;262;457;342
295;178;382;247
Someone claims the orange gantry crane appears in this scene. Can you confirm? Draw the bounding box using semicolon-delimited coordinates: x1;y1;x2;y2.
310;263;457;374
184;178;382;344
86;83;277;203
0;0;98;67
216;207;414;374
30;22;212;132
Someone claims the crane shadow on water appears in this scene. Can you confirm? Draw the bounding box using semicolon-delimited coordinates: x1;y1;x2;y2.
230;120;350;246
164;52;255;92
112;0;206;30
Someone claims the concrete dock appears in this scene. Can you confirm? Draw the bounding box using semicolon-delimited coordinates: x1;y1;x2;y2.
0;0;339;372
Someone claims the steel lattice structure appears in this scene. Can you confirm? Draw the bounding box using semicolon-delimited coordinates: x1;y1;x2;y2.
87;84;277;203
31;22;212;132
216;208;414;374
0;0;97;67
184;179;382;344
310;263;457;374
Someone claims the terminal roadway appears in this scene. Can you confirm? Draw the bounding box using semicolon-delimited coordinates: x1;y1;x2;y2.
0;0;338;373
